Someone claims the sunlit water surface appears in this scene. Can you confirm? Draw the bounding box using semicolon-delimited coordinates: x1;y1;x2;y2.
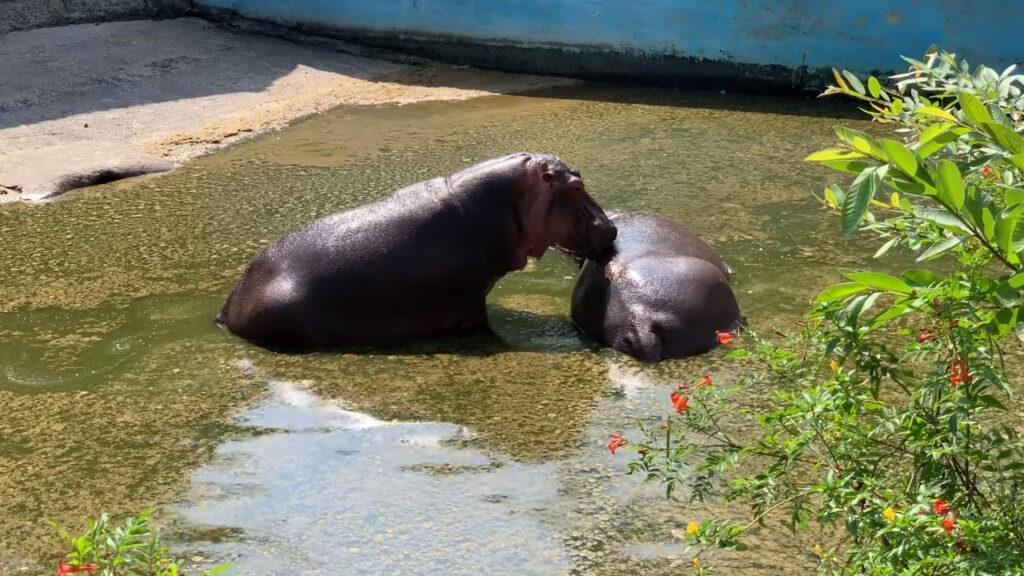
2;84;915;574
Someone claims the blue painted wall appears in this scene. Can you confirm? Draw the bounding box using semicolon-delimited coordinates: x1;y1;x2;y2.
196;0;1022;87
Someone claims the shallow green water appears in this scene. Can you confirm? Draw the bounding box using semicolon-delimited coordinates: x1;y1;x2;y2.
2;84;886;574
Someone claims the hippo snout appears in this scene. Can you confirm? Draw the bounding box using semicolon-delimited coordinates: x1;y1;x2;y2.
582;213;617;260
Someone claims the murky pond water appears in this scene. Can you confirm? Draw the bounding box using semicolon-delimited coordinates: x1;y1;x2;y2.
2;84;890;574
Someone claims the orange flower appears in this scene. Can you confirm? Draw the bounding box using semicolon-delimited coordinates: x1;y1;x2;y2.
942;514;957;534
715;330;734;345
56;562;98;576
607;432;627;455
699;373;712;387
670;391;690;414
949;359;970;387
933;499;950;515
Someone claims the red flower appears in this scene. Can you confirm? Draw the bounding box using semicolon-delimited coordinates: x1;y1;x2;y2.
949;359;970;387
699;373;712;387
982;166;992;177
917;332;933;343
677;382;691;391
56;562;98;576
715;330;734;345
942;514;957;534
932;298;942;308
933;499;950;515
607;432;627;455
670;391;690;414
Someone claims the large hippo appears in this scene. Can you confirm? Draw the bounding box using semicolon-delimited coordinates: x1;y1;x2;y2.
570;212;743;362
218;152;616;349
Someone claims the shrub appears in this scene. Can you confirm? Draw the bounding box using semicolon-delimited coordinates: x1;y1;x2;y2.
615;49;1024;575
51;509;229;576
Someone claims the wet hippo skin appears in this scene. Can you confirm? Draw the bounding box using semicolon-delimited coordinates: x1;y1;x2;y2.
218;152;617;350
571;212;743;362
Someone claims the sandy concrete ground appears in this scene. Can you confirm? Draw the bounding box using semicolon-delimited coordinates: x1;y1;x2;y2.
0;17;574;203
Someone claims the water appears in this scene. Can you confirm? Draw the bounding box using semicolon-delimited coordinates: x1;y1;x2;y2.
1;84;884;574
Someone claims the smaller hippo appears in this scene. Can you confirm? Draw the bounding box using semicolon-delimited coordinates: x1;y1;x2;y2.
570;212;743;362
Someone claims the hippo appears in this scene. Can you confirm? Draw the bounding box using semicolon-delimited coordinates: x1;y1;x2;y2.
570;212;743;362
218;152;616;350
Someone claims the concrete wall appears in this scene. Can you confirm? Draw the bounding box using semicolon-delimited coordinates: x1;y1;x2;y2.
0;0;189;33
193;0;1023;92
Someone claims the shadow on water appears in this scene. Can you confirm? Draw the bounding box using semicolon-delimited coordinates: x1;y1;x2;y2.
251;304;592;358
0;299;590;395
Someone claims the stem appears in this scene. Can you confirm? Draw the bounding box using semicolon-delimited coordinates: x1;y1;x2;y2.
690;490;815;563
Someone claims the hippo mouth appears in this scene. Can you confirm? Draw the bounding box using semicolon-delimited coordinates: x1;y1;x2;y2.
578;198;617;259
554;203;617;264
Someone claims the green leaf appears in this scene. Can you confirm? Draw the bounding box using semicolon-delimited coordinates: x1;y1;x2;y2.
815;282;869;304
919;122;952;144
964;186;998;239
1008;154;1024;172
913;207;972;233
1006;271;1024;288
917;128;965;159
844;292;881;326
935;160;965;210
902;269;943;287
988;102;1013;128
843;271;913;294
842;70;866;95
867;76;882;98
917;235;964;261
832;68;849;91
869;299;912;328
959;92;993;127
805;148;866;162
834;126;887;161
1004;188;1024;206
977;394;1008;410
982;122;1024;154
997;205;1024;258
981;206;997;240
874;237;899;258
823;185;842;208
917;107;957;122
841;167;881;238
819;160;874;175
879;139;919;178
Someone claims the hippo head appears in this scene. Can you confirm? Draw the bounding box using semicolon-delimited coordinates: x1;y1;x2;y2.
519;154;616;263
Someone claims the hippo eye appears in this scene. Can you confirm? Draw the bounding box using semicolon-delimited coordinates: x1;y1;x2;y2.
569;169;581;178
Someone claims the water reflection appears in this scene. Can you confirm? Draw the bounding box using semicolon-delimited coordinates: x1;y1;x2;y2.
179;381;570;576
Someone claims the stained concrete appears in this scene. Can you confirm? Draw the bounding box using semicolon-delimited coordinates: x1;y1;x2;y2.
0;0;189;33
0;17;574;203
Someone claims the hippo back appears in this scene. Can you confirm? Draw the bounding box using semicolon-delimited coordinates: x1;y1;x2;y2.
609;212;730;278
